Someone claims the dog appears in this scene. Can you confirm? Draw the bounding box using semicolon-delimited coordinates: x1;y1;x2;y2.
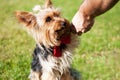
15;0;79;80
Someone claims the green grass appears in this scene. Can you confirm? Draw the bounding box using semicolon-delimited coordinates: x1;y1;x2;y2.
0;0;120;80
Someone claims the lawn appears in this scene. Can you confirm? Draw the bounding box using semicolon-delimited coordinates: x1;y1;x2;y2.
0;0;120;80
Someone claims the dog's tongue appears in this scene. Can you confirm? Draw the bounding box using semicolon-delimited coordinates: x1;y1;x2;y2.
53;46;61;57
54;35;71;57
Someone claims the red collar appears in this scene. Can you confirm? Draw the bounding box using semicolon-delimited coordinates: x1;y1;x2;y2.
53;35;71;57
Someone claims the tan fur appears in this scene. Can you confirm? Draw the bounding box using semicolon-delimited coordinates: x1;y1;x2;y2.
45;0;52;8
15;11;37;28
29;70;42;80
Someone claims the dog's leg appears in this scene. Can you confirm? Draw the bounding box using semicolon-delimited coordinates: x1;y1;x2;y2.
41;72;57;80
29;70;41;80
61;72;73;80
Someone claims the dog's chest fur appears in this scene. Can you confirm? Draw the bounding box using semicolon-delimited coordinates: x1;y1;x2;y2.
31;43;73;78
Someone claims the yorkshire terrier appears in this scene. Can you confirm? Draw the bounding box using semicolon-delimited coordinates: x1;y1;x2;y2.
15;0;79;80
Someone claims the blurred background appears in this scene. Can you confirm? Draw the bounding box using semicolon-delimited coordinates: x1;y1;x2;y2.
0;0;120;80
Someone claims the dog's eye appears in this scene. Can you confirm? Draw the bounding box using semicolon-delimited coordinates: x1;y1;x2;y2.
46;16;52;22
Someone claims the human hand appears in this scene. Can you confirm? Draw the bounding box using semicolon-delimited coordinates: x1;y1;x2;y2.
72;10;94;35
72;0;118;35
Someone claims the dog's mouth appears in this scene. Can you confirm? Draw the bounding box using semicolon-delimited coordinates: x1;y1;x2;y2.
56;32;70;40
55;21;71;40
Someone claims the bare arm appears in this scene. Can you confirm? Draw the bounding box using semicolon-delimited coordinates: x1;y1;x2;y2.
72;0;119;34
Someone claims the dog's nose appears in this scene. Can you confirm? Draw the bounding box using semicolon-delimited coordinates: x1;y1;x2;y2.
61;22;67;27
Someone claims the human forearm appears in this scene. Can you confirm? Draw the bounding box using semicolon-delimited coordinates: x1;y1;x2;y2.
80;0;119;17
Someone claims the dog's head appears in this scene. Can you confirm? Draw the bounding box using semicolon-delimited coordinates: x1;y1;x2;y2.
15;0;71;47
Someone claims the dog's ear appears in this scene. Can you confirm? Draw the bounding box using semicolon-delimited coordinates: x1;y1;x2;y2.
45;0;53;8
15;11;36;27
